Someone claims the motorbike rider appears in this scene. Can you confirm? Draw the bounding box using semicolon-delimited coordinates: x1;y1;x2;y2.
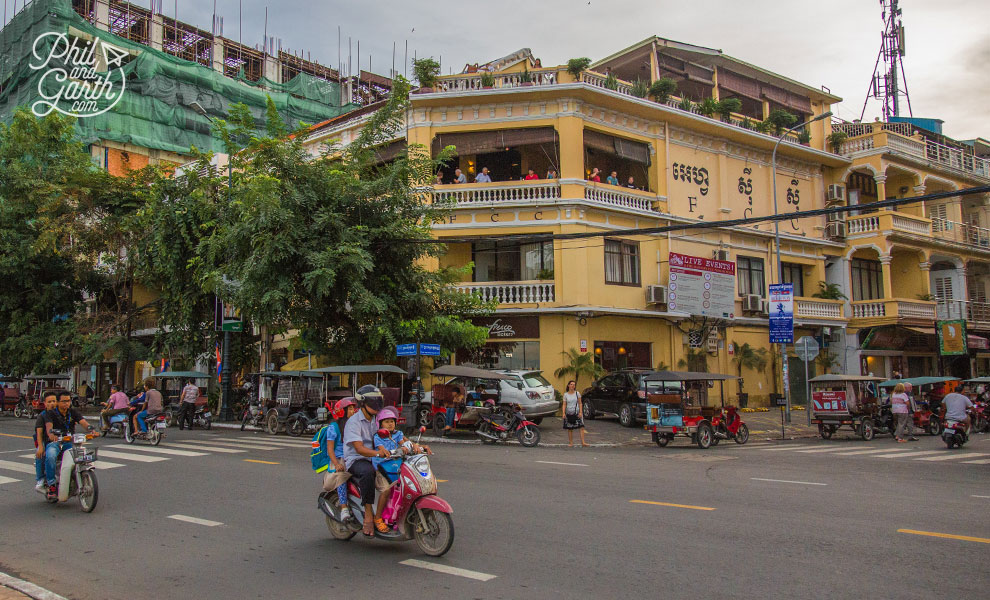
44;391;96;500
343;385;392;537
33;392;57;493
128;387;146;433
371;406;431;532
941;387;974;433
100;384;130;434
136;378;164;434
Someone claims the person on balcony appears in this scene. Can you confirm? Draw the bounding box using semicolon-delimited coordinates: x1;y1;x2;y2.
524;169;539;181
434;172;444;185
588;167;601;182
546;168;558;179
475;167;492;183
606;170;619;186
626;176;638;189
454;168;467;184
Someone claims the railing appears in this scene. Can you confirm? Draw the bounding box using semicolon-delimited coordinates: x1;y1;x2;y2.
850;299;936;320
795;298;845;320
937;299;990;324
930;218;990;248
835;123;990;179
455;281;555;304
851;300;886;319
926;140;990;178
889;213;932;236
846;215;880;235
580;71;633;95
436;68;559;92
840;136;875;154
896;300;936;319
582;181;657;213
432;181;560;205
846;213;932;238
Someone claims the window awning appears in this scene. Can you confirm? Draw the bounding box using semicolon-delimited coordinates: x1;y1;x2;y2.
969;334;989;350
584;129;651;165
432;127;557;156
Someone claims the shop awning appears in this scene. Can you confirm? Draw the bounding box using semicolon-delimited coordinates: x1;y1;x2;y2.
903;327;936;336
432;127;557;156
968;334;990;350
583;129;651;165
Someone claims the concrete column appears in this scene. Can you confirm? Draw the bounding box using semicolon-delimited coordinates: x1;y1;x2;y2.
150;14;164;51
919;262;932;296
556;112;585;197
263;55;281;84
880;254;894;299
95;0;110;31
914;185;927;217
875;175;888;210
212;38;225;73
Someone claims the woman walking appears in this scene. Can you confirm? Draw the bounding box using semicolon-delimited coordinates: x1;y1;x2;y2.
562;380;588;447
890;382;912;442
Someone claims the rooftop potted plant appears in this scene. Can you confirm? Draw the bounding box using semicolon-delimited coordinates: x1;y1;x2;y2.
827;130;848;153
566;57;592;81
676;96;694;112
603;73;619;90
480;71;496;89
697;97;719;118
648;77;678;103
797;128;812;145
630;79;649;98
412;57;441;93
519;68;534;86
716;97;742;123
766;108;798;136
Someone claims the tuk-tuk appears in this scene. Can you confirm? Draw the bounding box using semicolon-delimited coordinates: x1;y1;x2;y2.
0;376;22;414
963;377;990;434
257;370;323;435
879;376;959;436
809;374;885;440
155;371;213;427
20;374;74;417
308;364;412;428
643;371;742;449
423;365;514;436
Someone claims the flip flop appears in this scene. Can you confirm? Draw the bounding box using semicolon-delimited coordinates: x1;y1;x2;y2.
362;522;374;536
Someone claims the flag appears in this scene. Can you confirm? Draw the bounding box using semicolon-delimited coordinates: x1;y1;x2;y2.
159;358;169;373
216;344;222;383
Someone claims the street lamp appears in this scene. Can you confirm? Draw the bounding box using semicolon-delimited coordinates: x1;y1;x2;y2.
771;110;832;424
190;101;234;422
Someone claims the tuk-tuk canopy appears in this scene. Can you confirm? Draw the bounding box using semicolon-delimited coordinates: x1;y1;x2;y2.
809;374;885;383
964;376;990;384
641;370;739;382
0;376;22;382
155;371;212;379
879;376;959;388
430;365;516;380
309;365;408;375
24;374;70;380
258;370;321;378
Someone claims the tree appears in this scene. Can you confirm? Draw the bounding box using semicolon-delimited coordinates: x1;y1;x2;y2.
767;108;798;135
648;77;678;103
677;347;708;372
566;57;592;79
554;348;605;388
732;343;768;391
412;58;441;89
716;97;742;121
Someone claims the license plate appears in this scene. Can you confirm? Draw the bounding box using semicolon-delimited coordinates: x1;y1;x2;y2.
203;412;212;418
81;454;94;462
156;422;167;429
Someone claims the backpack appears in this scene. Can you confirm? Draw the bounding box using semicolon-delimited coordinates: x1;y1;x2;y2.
310;422;339;473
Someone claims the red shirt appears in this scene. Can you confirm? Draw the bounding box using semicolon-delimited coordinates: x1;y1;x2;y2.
524;173;539;180
589;174;600;182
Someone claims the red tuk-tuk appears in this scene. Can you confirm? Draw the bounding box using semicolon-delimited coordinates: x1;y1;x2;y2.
422;365;511;436
643;371;743;449
19;374;74;418
1;377;22;414
308;364;412;429
810;374;885;440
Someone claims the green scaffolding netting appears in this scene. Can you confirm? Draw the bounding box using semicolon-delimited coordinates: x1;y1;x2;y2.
0;0;356;155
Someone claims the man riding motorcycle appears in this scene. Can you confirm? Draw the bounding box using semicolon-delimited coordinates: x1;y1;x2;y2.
342;385;392;537
44;391;96;500
941;389;974;433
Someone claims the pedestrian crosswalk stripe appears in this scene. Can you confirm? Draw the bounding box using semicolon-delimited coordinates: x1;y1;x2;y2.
963;458;990;464
189;440;286;451
236;438;309;447
831;448;911;456
95;449;169;462
759;446;811;451
915;453;990;462
0;475;21;485
793;447;858;454
18;454;126;469
106;444;206;457
0;460;37;474
167;443;245;453
873;451;946;459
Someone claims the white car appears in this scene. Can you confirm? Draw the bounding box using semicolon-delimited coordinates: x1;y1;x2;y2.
440;370;559;424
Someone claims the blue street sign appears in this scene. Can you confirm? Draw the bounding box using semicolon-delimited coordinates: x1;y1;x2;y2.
419;343;441;356
396;343;417;357
768;283;794;344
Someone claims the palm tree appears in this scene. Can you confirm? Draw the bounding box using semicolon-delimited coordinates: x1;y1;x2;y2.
677;348;709;372
811;281;847;300
554;348;605;388
732;343;768;391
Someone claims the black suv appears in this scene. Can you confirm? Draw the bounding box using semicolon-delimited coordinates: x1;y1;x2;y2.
582;369;665;427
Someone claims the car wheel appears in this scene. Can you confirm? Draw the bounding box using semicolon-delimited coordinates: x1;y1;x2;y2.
582;399;596;420
417;405;432;428
618;403;636;428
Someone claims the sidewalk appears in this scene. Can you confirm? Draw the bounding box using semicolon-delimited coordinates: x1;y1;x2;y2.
0;572;68;600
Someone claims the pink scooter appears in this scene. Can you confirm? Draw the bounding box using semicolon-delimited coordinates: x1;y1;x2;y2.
319;427;454;556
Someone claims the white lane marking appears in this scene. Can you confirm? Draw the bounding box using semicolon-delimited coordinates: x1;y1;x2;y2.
832;448;912;456
963;459;990;464
185;440;284;450
399;559;496;581
0;460;37;474
0;570;70;600
0;475;21;485
18;454;125;469
758;446;811;451
793;447;861;454
106;444;206;456
916;453;990;462
95;449;168;462
167;443;246;453
235;438;308;447
751;477;827;486
872;451;946;459
973;495;990;498
534;460;589;467
167;514;223;527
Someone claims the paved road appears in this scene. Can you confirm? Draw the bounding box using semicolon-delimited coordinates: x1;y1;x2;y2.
0;416;987;599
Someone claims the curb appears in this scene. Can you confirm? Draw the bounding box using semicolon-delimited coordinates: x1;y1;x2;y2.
0;572;69;600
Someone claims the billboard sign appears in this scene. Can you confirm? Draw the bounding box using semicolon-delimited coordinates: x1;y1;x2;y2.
667;252;736;318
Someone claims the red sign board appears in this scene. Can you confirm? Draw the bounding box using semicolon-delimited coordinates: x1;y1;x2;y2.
812;390;848;413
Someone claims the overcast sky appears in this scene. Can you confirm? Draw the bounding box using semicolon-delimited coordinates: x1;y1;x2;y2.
15;0;987;139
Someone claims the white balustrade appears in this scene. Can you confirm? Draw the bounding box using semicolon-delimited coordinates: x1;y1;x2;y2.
436;70;558;92
580;71;632;96
852;301;886;318
455;282;555;304
795;299;843;320
890;214;931;236
897;301;935;319
840;136;875;154
433;182;560;206
846;215;880;235
583;183;656;212
885;133;926;158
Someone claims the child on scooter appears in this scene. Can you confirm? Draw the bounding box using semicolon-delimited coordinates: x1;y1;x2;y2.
372;406;430;533
326;398;357;521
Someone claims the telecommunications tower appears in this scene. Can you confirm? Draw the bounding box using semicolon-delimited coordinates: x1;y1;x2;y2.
859;0;913;121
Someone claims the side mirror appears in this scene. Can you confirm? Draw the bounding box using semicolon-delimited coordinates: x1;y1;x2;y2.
419;426;427;433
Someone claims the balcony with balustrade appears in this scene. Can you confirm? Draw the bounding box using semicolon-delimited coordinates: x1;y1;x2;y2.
849;298;936;327
794;297;846;322
453;281;556;305
936;299;990;329
843;210;990;254
431;179;664;216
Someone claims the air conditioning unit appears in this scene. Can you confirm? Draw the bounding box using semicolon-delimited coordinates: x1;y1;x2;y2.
826;184;846;202
742;294;762;313
760;299;770;315
646;285;668;304
714;249;729;261
826;221;846;240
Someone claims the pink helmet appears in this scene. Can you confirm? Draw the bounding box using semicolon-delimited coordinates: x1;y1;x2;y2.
375;405;400;426
334;397;356;416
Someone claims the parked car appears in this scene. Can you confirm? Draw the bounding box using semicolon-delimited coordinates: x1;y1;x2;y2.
440;370;559;424
582;370;681;427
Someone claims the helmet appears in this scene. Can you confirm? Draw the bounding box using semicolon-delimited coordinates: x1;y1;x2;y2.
333;397;356;419
903;382;913;393
355;385;383;411
375;405;400;427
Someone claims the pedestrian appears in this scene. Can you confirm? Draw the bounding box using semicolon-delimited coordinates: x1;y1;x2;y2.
588;167;601;183
606;170;619;186
524;169;539;181
453;168;467;184
625;176;637;189
890;382;914;442
100;384;130;433
475;167;492;183
177;379;199;430
562;380;588;447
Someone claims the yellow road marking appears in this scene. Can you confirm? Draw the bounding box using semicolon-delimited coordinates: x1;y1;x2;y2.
437;479;448;483
630;499;716;511
243;459;280;465
0;433;32;439
897;529;990;544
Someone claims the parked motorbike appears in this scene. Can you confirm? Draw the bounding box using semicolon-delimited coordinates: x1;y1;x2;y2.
475;403;541;447
286;405;330;437
240;398;265;431
711;406;749;445
125;413;167;446
942;420;969;449
191;404;213;430
318;427;454;556
46;429;99;512
972;401;989;434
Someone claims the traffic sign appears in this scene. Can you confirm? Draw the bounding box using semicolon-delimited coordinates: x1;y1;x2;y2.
794;336;820;362
419;343;441;356
396;343;417;357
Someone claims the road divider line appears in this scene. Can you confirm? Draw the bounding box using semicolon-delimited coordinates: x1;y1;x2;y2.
95;449;168;462
399;559;497;581
758;446;809;451
832;448;911;456
964;459;990;464
751;477;827;486
0;475;21;485
915;453;989;462
244;459;280;465
629;499;716;511
105;444;206;457
0;459;37;474
897;529;990;544
0;433;33;439
535;460;589;467
167;514;223;527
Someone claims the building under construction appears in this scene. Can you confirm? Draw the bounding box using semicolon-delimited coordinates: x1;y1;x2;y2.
0;0;392;174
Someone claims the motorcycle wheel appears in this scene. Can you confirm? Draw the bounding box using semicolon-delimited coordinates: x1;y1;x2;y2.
432;414;447;437
265;410;280;435
696;423;714;449
151;429;163;446
860;418;875;441
203;417;212;431
166;409;176;427
326;515;356;541
734;424;750;444
78;471;98;513
125;428;135;444
927;419;942;436
413;508;454;557
517;425;540;447
287;417;305;437
655;433;670;447
13;404;23;418
477;420;496;445
710;428;721;446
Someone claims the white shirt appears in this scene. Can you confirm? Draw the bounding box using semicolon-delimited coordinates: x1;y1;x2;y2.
942;392;973;422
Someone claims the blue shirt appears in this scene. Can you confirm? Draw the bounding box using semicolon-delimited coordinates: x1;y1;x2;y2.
325;422;344;459
372;430;406;474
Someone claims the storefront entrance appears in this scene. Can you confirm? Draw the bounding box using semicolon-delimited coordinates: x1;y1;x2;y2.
593;341;651;372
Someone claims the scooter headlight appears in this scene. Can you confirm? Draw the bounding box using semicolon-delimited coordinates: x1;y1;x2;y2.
409;454;436;494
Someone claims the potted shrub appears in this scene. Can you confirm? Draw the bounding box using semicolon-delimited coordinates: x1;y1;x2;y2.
648;77;678;103
797;129;812;145
677;96;694;112
566;57;592;80
630;79;649;98
412;57;441;92
811;282;847;300
827;131;848;153
537;268;555;281
480;72;496;89
716;97;742;122
603;73;619;90
766;108;798;135
755;119;773;134
697;97;719;118
740;116;753;130
518;68;533;86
